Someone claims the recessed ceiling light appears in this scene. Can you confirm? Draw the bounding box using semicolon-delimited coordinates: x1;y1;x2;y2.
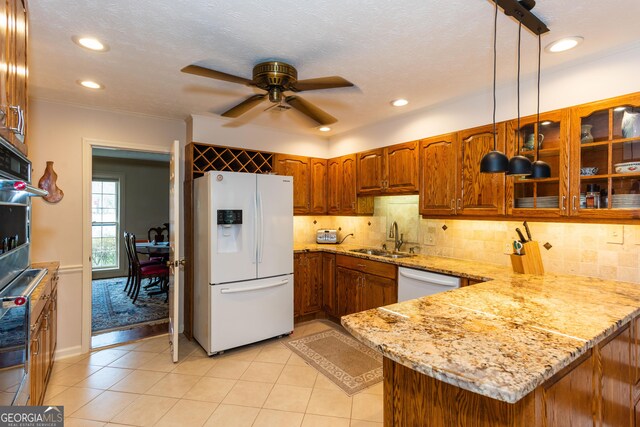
540;121;552;126
318;126;331;132
72;36;109;52
391;99;409;107
545;36;583;53
77;80;104;90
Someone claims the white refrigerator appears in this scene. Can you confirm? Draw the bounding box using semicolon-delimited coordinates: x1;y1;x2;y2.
193;171;294;355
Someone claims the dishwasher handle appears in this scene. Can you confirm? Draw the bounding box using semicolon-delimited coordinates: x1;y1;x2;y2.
398;269;459;287
219;279;289;294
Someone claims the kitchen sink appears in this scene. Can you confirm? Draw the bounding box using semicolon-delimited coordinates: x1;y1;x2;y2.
349;248;416;258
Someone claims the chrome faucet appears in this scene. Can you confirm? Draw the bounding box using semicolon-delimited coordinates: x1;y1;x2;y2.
389;221;404;252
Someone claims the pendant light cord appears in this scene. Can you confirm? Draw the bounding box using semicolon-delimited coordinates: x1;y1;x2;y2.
536;32;541;160
492;1;498;151
517;22;522;155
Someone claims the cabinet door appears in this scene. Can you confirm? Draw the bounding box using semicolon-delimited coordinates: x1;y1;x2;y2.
419;134;458;215
336;267;359;317
635;399;640;427
506;110;570;217
327;157;341;214
322;253;336;316
569;93;640;219
634;316;640;387
48;286;57;375
359;273;396;312
274;154;310;215
0;0;10;146
301;252;323;315
458;123;506;216
357;148;385;194
293;253;305;317
386;141;419;194
309;158;327;214
30;317;45;405
599;324;632;427
5;0;27;155
340;154;358;214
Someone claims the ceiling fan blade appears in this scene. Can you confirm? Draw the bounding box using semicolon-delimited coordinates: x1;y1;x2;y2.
291;76;354;92
285;96;337;125
181;64;254;86
221;94;267;118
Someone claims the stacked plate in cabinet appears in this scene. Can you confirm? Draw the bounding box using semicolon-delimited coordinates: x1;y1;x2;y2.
612;194;640;208
514;196;558;208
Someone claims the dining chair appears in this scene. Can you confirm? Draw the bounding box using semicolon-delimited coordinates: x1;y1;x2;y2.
124;231;163;296
127;233;170;303
148;226;169;243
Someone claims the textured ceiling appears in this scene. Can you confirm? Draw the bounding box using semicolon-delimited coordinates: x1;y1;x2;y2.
29;0;640;136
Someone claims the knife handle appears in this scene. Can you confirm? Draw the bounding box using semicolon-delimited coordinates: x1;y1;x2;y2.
515;228;527;243
523;221;532;240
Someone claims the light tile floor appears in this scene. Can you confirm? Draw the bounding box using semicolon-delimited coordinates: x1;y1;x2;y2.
45;320;383;427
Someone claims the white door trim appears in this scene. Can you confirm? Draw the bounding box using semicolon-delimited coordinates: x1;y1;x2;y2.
81;137;172;353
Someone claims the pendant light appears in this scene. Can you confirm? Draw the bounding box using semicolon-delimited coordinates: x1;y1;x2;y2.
529;32;551;179
480;2;509;174
507;22;533;176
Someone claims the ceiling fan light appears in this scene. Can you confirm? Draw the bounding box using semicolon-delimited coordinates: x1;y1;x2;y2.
506;155;533;176
480;151;509;173
529;160;551;179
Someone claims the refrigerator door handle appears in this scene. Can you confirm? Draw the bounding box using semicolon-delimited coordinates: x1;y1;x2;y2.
253;191;258;264
219;279;288;294
257;191;264;263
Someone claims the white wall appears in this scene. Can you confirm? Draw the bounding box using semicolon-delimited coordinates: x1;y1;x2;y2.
190;114;330;158
329;41;640;156
28;99;185;357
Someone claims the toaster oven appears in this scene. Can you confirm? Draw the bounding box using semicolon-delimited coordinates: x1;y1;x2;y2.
316;229;337;244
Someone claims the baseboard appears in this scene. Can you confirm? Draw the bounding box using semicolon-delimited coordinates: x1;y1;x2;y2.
54;345;84;360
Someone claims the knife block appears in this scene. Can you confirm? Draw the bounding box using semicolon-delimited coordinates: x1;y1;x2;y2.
510;241;544;275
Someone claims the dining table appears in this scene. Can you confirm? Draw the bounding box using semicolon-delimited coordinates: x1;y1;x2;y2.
135;241;170;260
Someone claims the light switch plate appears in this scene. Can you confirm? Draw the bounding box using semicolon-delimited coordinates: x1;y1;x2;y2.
607;225;624;244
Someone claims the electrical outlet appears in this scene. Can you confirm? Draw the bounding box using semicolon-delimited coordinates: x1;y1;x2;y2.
424;226;436;246
504;241;513;255
607;225;624;245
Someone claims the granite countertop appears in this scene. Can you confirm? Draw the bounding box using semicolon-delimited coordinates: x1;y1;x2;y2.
296;244;640;403
30;261;59;302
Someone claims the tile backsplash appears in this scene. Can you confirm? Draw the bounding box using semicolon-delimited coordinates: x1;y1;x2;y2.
294;195;640;284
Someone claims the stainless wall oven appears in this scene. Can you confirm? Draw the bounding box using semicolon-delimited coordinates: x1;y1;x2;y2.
0;139;47;405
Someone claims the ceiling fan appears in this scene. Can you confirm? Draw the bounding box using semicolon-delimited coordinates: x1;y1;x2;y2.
181;61;354;126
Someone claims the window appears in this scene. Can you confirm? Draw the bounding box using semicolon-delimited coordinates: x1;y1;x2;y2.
92;179;119;270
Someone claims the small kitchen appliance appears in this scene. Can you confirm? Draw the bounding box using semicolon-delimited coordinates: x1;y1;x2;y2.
316;229;337;244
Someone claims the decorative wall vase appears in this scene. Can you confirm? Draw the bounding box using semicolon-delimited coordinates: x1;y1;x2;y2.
580;124;594;144
38;161;64;203
621;110;640;138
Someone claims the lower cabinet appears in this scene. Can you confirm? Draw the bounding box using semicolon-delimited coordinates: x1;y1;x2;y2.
293;252;323;318
335;255;397;317
322;253;336;316
30;263;59;405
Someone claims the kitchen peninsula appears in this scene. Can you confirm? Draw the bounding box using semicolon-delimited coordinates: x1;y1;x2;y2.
336;252;640;426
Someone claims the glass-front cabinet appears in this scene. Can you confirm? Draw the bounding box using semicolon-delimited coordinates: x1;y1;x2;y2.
506;110;569;217
570;93;640;218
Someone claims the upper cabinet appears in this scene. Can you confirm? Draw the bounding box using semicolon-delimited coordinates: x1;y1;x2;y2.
357;141;419;195
458;123;506;216
506;109;570;217
328;154;373;216
273;154;311;215
309;158;327;214
419;133;458;216
0;0;28;156
569;93;640;219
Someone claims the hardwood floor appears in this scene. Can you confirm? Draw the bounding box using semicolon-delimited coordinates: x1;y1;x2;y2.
91;321;169;350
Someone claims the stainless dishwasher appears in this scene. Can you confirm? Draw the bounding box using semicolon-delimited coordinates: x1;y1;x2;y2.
397;267;461;302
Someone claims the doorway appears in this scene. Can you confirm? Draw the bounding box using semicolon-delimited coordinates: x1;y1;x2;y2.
90;147;171;348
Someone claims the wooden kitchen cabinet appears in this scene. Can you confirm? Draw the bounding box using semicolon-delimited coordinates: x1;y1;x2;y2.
569;92;640;219
273;154;311;215
335;255;397;316
599;323;633;427
0;0;28;156
419;133;458;216
30;263;58;405
506;109;570;217
357;141;419;195
293;252;323;318
309;158;327;214
327;154;374;216
458;123;506;216
322;253;336;316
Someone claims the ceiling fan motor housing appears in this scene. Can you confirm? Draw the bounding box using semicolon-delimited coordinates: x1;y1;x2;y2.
253;62;298;102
